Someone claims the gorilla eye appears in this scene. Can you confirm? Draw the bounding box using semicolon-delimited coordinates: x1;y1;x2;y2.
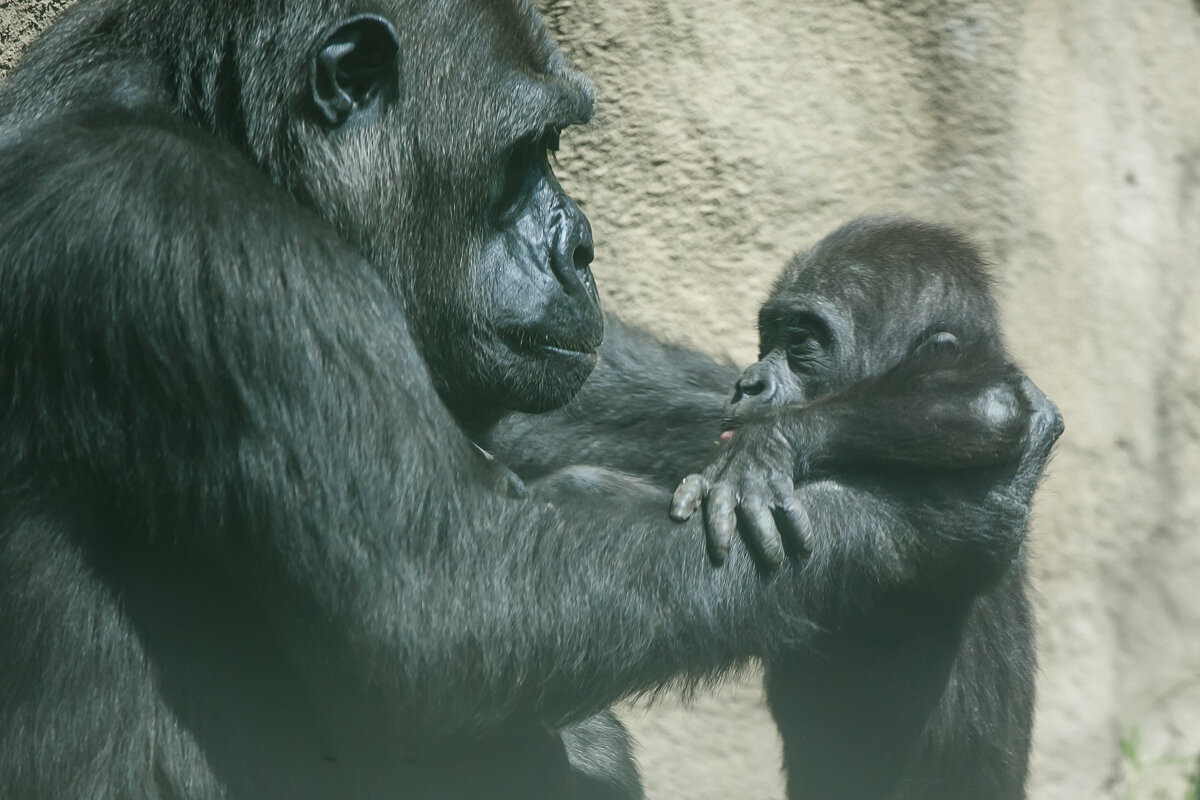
495;141;539;221
785;322;828;369
493;127;561;222
787;328;814;353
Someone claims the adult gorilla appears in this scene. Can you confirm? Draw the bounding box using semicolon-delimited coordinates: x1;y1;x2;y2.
0;1;1057;798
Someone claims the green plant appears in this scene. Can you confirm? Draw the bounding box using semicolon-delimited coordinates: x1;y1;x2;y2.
1118;727;1200;800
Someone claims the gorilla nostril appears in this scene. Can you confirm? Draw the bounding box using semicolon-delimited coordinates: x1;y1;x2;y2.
733;362;777;406
736;377;766;399
573;242;594;271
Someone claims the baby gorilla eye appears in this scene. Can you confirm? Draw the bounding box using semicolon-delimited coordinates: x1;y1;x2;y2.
786;327;820;362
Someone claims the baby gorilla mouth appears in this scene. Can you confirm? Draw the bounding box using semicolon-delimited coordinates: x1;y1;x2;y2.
717;413;741;441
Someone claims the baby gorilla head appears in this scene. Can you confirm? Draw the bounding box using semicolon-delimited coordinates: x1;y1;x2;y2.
724;216;1006;432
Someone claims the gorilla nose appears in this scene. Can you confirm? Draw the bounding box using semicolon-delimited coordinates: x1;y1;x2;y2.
550;198;595;297
733;363;776;406
573;238;594;272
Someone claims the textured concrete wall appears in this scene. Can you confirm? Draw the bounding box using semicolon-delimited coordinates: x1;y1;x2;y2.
0;0;70;75
3;1;1199;798
536;3;1200;798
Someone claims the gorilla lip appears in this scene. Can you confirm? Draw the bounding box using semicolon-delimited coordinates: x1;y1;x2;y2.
499;326;599;361
541;343;597;361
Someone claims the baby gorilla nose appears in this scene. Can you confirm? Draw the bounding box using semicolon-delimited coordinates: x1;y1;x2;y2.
732;361;777;406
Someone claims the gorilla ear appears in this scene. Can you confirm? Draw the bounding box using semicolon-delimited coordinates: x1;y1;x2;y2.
311;15;400;127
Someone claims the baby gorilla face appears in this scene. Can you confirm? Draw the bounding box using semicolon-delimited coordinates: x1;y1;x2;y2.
725;213;1001;438
723;314;966;439
722;309;837;436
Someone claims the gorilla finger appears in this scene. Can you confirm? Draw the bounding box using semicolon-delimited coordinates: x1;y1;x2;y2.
669;474;708;521
703;485;737;565
1018;375;1048;409
737;497;785;571
773;498;813;557
1037;396;1065;444
914;330;960;358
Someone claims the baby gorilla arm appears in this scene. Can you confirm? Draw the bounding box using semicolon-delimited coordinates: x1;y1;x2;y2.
787;355;1032;473
671;365;1058;569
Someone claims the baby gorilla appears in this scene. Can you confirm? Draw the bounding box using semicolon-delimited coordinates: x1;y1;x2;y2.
672;216;1047;799
671;218;1028;566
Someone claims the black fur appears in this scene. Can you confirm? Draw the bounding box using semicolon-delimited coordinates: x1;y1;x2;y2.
493;219;1062;800
0;0;1060;796
731;218;1050;800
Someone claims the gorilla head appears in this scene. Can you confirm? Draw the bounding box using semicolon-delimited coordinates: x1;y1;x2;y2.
732;217;1006;415
293;2;600;422
97;0;602;424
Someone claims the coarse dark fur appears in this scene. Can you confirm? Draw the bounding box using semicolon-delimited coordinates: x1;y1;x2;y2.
0;0;1060;796
702;218;1049;800
495;218;1062;800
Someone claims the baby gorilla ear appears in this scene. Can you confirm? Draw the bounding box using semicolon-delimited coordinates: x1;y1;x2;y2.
311;15;400;126
913;330;960;360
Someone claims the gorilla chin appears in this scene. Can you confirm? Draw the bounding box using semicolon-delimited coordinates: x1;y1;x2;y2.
498;337;601;415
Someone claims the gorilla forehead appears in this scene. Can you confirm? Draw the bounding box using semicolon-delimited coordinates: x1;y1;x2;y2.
394;0;595;98
770;217;999;335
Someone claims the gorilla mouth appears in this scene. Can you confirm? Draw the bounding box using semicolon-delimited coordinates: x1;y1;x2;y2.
499;326;599;361
718;412;742;441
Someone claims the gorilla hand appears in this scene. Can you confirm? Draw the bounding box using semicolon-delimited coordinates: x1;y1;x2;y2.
670;419;813;569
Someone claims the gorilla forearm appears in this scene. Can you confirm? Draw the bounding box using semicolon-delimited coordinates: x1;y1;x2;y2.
0;119;913;737
372;500;787;724
481;317;735;485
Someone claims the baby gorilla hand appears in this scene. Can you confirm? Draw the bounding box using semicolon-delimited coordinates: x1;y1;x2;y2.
670;421;813;569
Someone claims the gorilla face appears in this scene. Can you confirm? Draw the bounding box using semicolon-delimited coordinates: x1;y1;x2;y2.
286;0;601;426
723;217;1004;430
475;124;601;413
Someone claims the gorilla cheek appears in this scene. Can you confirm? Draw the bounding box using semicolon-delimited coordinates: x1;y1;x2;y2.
470;188;602;411
484;186;602;358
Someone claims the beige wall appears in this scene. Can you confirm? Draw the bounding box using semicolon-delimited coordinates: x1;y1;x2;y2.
540;3;1200;798
3;1;1199;798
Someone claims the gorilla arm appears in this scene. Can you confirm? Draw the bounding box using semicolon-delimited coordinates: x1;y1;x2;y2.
478;316;737;485
0;117;1033;744
482;320;1039;487
668;351;1061;568
744;353;1040;475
